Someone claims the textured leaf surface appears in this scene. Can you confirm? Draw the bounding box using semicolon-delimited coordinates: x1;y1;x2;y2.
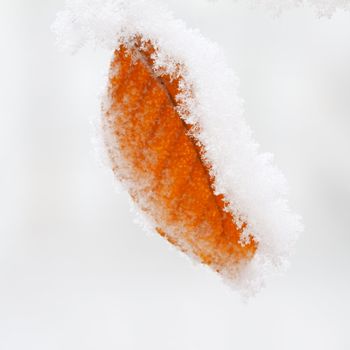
103;43;256;273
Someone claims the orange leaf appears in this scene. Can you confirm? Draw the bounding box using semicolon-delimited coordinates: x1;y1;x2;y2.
103;42;256;274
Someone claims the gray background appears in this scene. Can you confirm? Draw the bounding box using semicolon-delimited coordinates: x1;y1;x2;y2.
0;0;349;349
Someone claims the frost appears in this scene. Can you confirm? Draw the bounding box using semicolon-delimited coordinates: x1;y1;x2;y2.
238;0;350;16
52;0;303;295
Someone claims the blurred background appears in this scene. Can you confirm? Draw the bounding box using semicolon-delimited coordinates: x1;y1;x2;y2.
0;0;349;349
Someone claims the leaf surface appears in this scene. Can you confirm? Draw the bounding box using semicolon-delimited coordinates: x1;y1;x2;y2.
103;43;256;273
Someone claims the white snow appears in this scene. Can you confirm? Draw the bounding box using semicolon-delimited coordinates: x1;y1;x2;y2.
52;0;303;294
233;0;350;16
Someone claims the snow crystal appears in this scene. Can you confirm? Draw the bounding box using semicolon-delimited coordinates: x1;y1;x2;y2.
239;0;350;16
52;0;303;295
